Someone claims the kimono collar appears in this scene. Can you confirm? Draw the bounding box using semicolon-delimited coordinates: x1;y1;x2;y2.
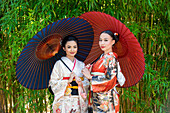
61;57;77;71
62;56;76;63
101;52;118;58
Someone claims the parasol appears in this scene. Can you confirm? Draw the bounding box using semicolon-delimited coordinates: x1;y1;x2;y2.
16;17;94;90
79;11;145;88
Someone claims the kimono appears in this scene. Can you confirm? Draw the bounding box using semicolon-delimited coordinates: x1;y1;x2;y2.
89;52;125;113
49;57;89;113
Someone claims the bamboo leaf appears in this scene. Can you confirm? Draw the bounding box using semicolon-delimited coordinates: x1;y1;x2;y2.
148;0;153;9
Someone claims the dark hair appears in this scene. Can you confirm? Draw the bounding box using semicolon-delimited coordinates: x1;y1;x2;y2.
61;35;78;48
100;30;119;44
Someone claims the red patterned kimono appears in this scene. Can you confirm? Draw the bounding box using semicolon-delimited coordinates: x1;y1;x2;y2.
89;52;125;113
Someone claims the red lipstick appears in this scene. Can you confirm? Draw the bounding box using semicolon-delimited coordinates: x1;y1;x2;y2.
70;52;75;54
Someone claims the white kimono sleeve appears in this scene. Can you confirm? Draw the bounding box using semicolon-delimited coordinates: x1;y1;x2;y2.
117;62;125;86
49;61;68;99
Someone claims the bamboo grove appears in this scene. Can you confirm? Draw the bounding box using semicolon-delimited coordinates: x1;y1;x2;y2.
0;0;169;113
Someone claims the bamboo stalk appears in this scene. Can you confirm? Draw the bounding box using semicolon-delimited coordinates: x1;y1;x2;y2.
0;82;5;113
120;88;123;113
12;82;16;113
45;90;47;113
123;88;126;113
4;81;8;113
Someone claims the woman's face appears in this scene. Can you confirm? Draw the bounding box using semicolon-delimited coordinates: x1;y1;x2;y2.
63;41;78;58
99;33;115;53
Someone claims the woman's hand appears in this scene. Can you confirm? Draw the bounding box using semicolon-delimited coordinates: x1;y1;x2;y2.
75;76;83;86
73;73;83;86
68;72;75;83
85;64;92;71
82;68;92;80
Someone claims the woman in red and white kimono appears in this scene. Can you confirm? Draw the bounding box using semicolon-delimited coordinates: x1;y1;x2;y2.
49;36;89;113
82;30;125;113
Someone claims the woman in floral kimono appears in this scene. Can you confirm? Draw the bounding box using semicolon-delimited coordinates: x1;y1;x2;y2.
49;35;89;113
82;30;125;113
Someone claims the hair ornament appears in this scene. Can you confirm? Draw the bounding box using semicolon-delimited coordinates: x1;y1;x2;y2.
114;33;118;36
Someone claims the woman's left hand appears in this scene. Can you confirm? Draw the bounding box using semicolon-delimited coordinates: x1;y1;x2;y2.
82;68;92;80
75;76;83;86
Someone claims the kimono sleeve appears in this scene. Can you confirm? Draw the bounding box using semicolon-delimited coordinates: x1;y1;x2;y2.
81;63;90;87
92;56;117;92
117;62;125;86
49;61;68;97
103;56;118;91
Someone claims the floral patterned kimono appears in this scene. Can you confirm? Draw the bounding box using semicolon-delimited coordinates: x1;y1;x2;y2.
49;57;89;113
89;52;125;113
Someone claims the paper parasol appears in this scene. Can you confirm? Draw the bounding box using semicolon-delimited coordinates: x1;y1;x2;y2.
16;17;94;89
79;11;145;88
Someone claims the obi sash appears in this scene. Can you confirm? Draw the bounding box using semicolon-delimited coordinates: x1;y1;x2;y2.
63;77;84;95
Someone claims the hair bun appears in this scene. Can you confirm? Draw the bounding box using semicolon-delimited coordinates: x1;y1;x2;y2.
114;33;119;43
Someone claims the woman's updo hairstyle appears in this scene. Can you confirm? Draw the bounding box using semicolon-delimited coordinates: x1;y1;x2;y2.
100;30;119;44
61;35;79;48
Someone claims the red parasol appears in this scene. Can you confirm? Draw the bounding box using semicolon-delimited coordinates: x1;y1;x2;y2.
79;11;145;88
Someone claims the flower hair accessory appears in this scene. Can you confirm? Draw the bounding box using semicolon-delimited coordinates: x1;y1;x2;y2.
114;33;118;36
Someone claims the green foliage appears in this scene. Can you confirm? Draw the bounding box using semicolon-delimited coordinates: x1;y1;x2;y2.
0;0;169;113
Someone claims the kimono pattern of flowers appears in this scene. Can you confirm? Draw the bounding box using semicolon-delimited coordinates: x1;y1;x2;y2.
89;52;125;113
49;57;89;113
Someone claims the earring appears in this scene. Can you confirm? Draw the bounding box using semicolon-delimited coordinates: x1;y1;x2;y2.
63;47;66;51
